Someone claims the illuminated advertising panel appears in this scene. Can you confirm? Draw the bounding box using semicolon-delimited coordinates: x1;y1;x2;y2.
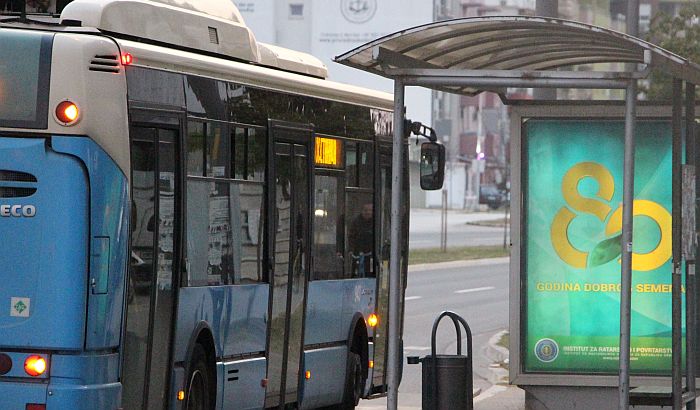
524;119;678;375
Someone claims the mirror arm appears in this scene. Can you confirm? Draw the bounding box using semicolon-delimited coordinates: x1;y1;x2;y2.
404;120;437;142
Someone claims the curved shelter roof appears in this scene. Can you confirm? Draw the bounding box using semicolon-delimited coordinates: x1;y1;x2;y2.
335;16;700;96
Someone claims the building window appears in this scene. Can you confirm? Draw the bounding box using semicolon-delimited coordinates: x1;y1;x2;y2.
289;3;304;18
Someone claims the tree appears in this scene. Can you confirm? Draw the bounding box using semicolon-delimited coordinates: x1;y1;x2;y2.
644;2;700;100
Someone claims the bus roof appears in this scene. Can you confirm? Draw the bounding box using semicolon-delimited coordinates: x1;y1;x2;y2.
60;0;329;79
118;37;394;111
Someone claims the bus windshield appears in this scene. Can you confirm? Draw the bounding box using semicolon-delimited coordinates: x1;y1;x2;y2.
0;29;52;129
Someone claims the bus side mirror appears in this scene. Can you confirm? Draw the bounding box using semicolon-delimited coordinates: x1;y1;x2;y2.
420;142;445;191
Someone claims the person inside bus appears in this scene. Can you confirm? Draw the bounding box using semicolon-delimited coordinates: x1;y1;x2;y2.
348;202;373;277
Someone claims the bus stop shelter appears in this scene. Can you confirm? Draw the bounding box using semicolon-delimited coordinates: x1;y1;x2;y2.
335;16;700;410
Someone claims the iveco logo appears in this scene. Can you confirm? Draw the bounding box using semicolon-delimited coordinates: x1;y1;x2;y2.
0;205;36;218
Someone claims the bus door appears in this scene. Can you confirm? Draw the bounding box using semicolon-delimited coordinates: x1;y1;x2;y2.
264;121;313;408
371;145;392;388
122;110;182;410
373;143;407;390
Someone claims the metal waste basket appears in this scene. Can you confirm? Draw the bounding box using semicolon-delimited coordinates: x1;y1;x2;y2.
407;311;473;410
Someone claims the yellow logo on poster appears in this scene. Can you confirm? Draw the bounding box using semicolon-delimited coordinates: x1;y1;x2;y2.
550;162;671;271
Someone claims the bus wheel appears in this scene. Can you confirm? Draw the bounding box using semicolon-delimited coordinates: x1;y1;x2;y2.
186;344;211;410
340;352;363;409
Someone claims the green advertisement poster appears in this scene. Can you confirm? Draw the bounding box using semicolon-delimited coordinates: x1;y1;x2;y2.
524;119;679;375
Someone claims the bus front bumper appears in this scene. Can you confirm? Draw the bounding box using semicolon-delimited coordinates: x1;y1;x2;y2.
0;380;47;410
46;381;121;409
0;380;122;410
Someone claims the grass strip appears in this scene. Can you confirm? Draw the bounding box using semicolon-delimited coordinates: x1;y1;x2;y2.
409;245;509;265
465;218;508;227
497;332;509;350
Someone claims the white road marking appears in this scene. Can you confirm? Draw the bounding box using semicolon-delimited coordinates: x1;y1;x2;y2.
454;286;496;294
404;296;422;301
404;346;431;351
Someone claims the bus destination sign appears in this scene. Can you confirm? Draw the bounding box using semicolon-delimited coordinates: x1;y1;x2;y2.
315;136;343;168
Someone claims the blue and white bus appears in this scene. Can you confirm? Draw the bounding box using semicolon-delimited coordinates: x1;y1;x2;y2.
0;1;409;409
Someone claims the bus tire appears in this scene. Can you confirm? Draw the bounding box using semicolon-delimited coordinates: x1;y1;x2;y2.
340;352;363;409
185;344;211;410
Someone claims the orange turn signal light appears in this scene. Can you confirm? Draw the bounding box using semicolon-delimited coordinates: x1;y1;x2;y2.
177;390;185;401
24;355;46;377
55;101;80;125
369;360;374;369
305;370;311;380
367;313;379;328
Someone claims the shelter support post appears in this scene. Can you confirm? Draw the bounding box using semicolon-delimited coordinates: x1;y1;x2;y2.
621;15;639;410
672;78;683;410
387;78;405;410
534;0;558;101
688;82;697;410
619;79;638;410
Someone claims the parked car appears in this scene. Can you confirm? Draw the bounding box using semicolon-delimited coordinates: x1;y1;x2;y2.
479;185;507;209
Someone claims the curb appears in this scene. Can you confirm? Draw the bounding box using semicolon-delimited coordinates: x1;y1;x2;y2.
357;388;483;409
485;330;509;363
474;385;509;403
485;330;510;385
409;257;509;273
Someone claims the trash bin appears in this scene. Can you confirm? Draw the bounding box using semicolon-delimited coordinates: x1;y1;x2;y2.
407;311;473;410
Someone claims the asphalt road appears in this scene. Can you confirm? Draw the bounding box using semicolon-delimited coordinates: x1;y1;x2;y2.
409;209;509;249
358;258;510;409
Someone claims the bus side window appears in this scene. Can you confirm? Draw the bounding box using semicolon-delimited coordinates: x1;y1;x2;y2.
344;140;374;278
126;67;185;108
233;182;264;284
186;121;205;176
206;122;229;178
312;174;344;280
346;143;357;187
358;142;374;189
232;127;265;283
184;121;266;287
346;192;374;278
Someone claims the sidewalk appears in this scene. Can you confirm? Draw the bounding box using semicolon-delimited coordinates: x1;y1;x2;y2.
357;327;525;410
475;386;525;410
357;386;525;409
